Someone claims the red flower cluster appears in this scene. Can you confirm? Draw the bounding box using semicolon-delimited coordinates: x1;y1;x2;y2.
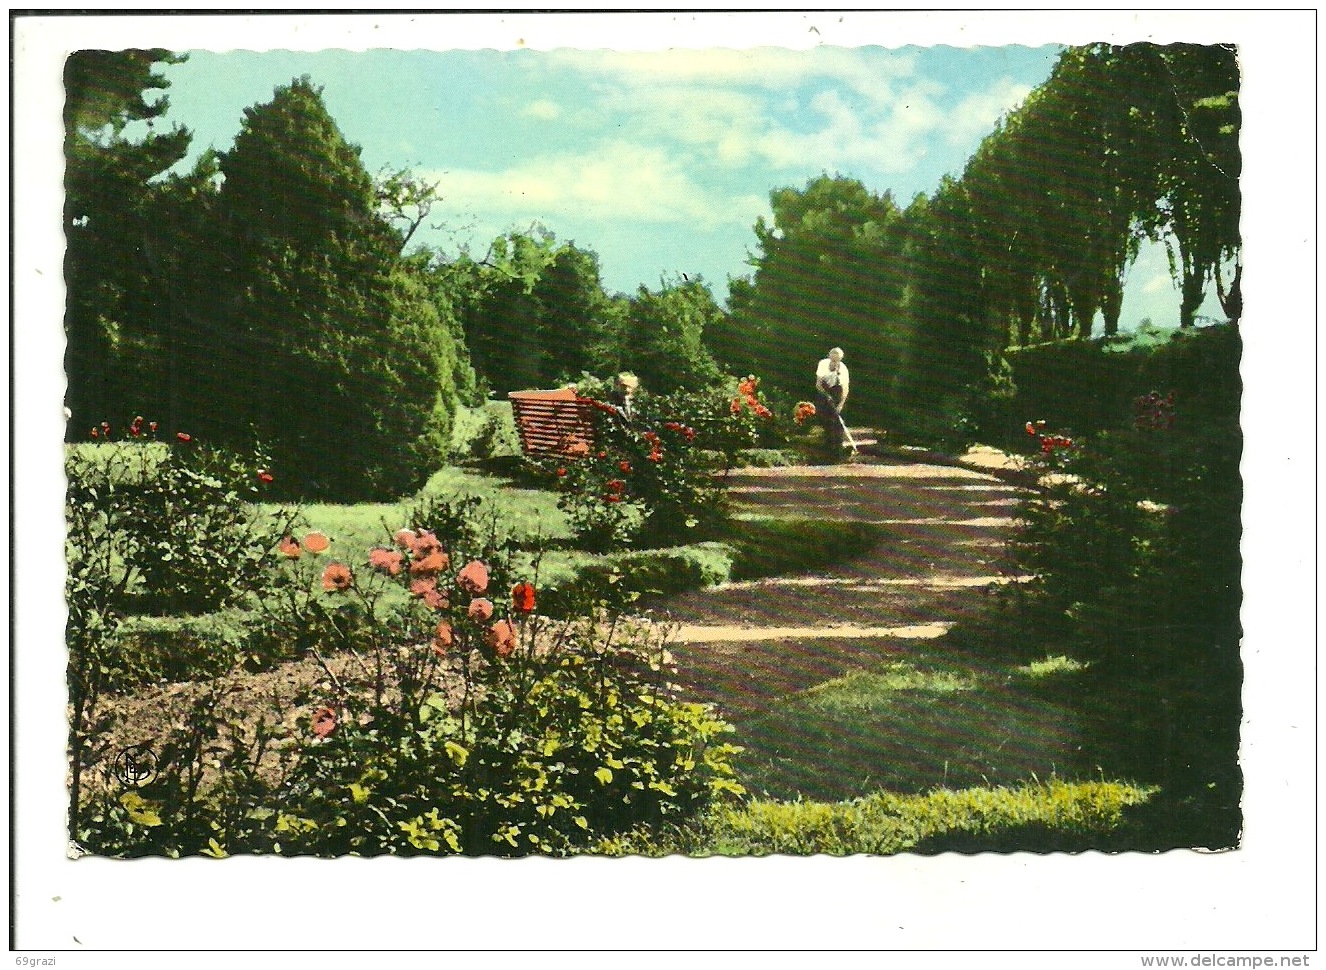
1134;391;1177;431
485;619;518;658
278;531;332;560
511;581;536;614
662;422;696;443
1026;420;1073;455
733;376;773;419
89;416;162;440
793;401;817;425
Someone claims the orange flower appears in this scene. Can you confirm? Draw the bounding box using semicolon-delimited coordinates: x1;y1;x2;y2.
368;548;404;575
412;530;444;558
431;621;453;658
278;535;302;559
456;560;489;595
176;432;192;443
730;398;743;415
312;707;338;739
303;532;331;554
486;619;518;658
257;470;274;484
410;578;449;610
467;597;495;622
511;582;536;614
321;562;353;592
394;528;419;549
619;460;632;474
409;550;449;577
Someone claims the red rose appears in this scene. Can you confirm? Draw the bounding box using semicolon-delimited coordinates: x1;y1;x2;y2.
511;581;536;614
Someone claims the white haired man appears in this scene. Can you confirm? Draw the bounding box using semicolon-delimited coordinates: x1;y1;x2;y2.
814;347;850;453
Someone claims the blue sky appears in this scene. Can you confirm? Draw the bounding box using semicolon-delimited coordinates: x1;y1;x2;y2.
154;44;1217;325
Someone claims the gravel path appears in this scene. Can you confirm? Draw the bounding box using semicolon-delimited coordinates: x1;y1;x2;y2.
657;449;1036;719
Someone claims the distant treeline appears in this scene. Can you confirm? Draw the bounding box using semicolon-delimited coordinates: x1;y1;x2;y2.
65;44;1239;499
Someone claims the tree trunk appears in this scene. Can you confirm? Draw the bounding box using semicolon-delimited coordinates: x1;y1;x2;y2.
1098;269;1123;336
1180;265;1205;328
1216;260;1242;327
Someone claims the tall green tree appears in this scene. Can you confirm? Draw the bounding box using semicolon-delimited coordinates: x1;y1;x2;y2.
728;175;908;421
1143;43;1241;328
63;49;191;430
212;77;459;500
617;276;725;395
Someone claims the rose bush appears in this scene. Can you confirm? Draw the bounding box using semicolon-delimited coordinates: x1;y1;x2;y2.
74;513;745;857
546;376;780;551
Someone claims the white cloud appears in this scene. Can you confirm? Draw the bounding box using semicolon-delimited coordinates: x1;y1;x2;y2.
546;46;919;98
521;99;562;121
427;140;767;231
542;51;1032;186
941;77;1034;146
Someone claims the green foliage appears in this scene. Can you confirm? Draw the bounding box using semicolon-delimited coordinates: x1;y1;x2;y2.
75;523;744;858
452;228;621;396
447;403;522;462
63;49;193;429
107;611;254;689
65;431;296;618
995;331;1242;845
721;517;882;582
204;77;459;501
616;277;726;395
542;376;779;551
65;429;297;831
992;323;1241;451
724;175;908;425
276;634;742;857
600;779;1156;856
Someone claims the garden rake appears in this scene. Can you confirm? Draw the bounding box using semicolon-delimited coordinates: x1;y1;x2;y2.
834;408;860;457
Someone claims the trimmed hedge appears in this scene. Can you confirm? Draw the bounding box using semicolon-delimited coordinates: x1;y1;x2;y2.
987;324;1241;450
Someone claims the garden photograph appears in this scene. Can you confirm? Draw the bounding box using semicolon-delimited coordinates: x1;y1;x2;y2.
11;9;1316;957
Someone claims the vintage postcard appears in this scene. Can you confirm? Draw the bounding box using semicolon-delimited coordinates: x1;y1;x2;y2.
11;8;1315;957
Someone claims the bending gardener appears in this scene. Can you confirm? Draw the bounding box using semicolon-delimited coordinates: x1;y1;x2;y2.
815;347;850;451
